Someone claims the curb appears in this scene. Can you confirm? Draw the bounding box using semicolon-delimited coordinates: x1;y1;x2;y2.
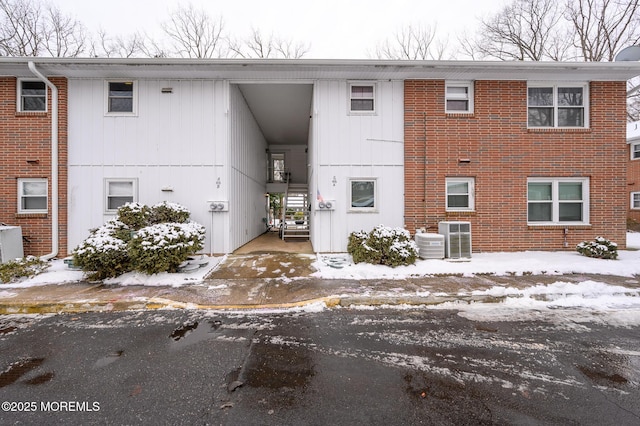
0;294;513;315
0;296;345;315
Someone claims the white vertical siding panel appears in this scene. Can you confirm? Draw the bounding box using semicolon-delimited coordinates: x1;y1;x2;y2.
67;78;223;253
312;80;404;252
227;84;267;252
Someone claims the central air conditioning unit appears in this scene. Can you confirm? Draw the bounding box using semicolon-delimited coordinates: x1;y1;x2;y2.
0;225;24;264
438;221;472;259
415;232;445;259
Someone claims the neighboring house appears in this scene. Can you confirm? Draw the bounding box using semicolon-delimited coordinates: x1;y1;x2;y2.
628;121;640;223
1;58;638;257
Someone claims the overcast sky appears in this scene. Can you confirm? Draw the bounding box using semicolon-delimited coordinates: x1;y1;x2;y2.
50;0;508;58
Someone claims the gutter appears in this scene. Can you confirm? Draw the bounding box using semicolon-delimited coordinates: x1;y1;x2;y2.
28;61;59;260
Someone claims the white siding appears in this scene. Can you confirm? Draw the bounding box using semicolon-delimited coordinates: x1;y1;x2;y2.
228;84;268;251
67;79;229;253
310;80;404;252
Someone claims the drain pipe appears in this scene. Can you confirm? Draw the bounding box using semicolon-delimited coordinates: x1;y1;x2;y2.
28;61;59;260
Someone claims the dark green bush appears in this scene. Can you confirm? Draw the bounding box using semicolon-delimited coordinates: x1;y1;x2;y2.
128;222;205;274
150;201;191;224
348;225;418;267
73;220;132;280
116;202;151;230
72;203;205;279
576;236;618;260
0;256;50;284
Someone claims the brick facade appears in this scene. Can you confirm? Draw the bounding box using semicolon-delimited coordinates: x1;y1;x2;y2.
405;80;628;251
628;131;640;223
0;77;68;257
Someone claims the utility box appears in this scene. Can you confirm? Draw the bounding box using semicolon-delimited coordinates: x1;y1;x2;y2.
0;226;24;263
438;221;472;259
415;232;445;259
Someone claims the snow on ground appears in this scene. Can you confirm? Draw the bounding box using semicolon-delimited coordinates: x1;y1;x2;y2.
3;233;640;289
314;232;640;279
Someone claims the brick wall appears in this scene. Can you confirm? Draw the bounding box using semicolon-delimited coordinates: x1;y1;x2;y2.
405;80;628;251
0;77;68;257
628;138;640;223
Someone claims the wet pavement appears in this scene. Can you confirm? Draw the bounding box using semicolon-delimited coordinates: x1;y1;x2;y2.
0;252;639;314
1;309;638;425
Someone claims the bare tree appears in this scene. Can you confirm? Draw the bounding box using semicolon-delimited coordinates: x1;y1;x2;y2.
90;29;164;58
42;4;86;57
468;0;571;61
229;28;309;59
161;3;226;58
0;0;86;57
375;24;449;60
568;0;640;62
467;0;640;62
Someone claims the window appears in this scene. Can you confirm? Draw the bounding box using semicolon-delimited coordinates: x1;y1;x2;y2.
446;178;475;211
445;82;474;113
18;79;46;112
18;178;48;213
528;84;587;128
350;179;376;210
349;83;375;113
632;192;640;210
527;178;589;224
105;179;137;212
632;142;640;160
106;81;137;114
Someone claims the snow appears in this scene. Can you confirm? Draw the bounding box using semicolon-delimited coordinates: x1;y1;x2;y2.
2;234;640;325
2;233;640;288
314;232;640;280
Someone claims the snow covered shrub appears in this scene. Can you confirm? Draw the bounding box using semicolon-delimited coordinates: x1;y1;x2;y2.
73;220;132;279
576;236;618;260
347;230;369;264
73;203;206;279
348;225;418;267
0;256;50;284
116;202;151;231
150;201;191;224
128;222;205;274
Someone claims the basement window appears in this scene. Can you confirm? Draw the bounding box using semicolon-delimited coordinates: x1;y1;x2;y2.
105;81;137;115
18;79;47;112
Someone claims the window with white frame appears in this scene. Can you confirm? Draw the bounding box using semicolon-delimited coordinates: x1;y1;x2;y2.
527;83;588;128
350;179;376;210
105;81;137;114
632;142;640;160
446;177;475;211
349;83;375;113
632;192;640;210
527;178;589;224
18;79;47;112
105;179;137;212
445;82;474;113
18;178;48;213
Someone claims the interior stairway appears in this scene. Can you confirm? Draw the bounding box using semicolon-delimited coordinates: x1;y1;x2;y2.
281;183;310;241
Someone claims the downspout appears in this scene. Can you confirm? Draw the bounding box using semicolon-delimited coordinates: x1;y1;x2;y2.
28;61;59;260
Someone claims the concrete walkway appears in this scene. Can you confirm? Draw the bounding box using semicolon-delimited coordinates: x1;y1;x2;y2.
2;233;639;314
